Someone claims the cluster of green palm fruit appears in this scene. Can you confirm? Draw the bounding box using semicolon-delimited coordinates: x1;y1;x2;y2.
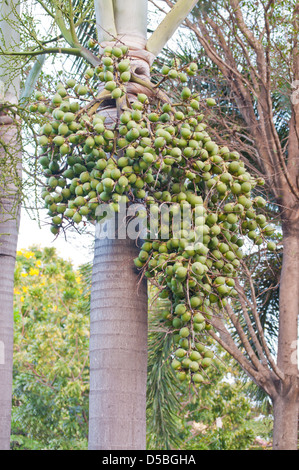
29;46;276;386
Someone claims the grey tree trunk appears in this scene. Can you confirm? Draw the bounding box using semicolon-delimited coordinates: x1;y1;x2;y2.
88;232;148;450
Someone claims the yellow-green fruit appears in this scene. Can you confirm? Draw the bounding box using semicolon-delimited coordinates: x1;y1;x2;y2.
72;212;82;223
181;87;191;100
193;373;204;383
179;327;189;338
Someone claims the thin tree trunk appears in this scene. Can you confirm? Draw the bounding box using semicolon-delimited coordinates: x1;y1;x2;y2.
88;232;148;450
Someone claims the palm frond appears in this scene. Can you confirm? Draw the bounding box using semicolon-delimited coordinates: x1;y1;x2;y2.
146;301;182;450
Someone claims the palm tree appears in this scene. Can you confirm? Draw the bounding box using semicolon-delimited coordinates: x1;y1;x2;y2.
0;0;23;450
0;0;22;450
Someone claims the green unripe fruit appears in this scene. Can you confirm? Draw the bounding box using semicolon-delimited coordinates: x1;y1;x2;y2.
39;156;50;168
138;250;149;262
241;181;252;193
228;161;240;174
80;172;90;183
120;71;131;82
175;348;187;359
102;178;114;191
111;87;122;99
181;311;192;322
231;182;242;194
50;226;59;235
226;213;238;224
206;97;216;107
179;327;190;338
191;262;204;276
60;143;70;155
37;103;47;114
70;101;80;113
193;313;205;324
42;123;53;136
201;357;212;368
58;123;69;135
267;241;276;251
52;93;63;105
168;68;178;79
172;318;182;329
137;93;148;104
77;85;88;95
48;177;58;188
193;373;204;383
105;80;117;91
189;361;200;372
64;208;75;218
49;161;60;173
254;196;267;208
57;87;67;97
190;296;201;308
51;215;62;226
189;351;201;362
72;212;82;223
171;359;181;370
117;58;130;73
79;205;90;216
131;109;142;121
66;78;77;88
256;214;267;226
177;371;187;382
112;46;122;57
74;196;85;206
154;136;166;148
219;243;229;254
148;112;159;122
216;182;227;194
63;112;75;123
181;87;191;100
126;128;140;142
175;304;187;315
175;266;187;280
38;135;49;146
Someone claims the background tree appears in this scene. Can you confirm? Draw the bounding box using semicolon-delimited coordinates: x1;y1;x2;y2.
11;246;90;450
150;0;299;450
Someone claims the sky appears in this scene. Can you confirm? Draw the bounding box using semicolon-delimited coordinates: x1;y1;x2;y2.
17;207;95;267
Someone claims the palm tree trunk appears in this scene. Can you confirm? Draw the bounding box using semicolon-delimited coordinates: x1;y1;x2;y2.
88;0;200;449
0;118;21;450
88;232;148;450
0;0;21;450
